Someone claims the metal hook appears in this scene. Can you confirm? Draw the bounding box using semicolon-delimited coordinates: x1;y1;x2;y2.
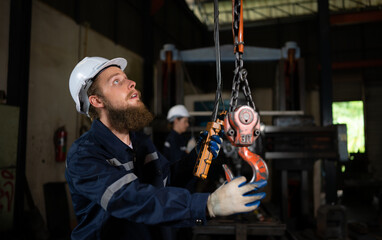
222;146;268;183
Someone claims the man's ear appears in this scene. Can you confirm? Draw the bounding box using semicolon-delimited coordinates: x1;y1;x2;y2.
89;95;104;108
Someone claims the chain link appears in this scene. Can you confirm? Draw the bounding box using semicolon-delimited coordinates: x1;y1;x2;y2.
229;51;256;112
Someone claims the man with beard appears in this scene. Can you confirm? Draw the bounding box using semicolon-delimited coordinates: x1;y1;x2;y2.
66;57;267;240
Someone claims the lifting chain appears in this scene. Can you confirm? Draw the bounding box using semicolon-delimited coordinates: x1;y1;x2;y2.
229;57;256;112
229;0;256;113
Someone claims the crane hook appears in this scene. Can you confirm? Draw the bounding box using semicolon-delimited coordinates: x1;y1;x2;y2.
222;146;268;183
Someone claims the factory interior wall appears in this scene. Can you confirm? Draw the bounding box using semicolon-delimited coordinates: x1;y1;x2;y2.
0;0;10;93
364;81;382;181
24;0;143;226
332;68;382;181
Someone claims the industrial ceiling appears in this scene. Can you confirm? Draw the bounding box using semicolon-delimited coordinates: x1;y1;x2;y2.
185;0;382;30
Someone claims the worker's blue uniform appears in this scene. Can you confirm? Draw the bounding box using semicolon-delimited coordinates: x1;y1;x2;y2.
163;130;188;163
163;130;198;192
65;120;209;240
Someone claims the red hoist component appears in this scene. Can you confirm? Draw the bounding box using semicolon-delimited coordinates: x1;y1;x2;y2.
54;126;67;162
193;0;268;183
224;105;260;146
223;0;268;183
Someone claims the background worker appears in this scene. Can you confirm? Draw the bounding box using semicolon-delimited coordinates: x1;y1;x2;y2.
163;105;199;191
66;56;267;240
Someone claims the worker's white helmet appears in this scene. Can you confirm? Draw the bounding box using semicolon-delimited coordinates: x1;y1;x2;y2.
167;105;190;122
69;56;127;115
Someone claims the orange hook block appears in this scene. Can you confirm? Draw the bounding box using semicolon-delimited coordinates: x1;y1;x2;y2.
238;147;268;183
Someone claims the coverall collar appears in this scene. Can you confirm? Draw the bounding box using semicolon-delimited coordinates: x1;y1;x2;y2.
91;119;136;158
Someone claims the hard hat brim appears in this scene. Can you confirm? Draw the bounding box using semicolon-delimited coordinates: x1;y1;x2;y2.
94;57;128;77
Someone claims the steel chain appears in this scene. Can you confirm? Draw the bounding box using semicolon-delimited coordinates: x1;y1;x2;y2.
229;0;256;113
229;51;256;112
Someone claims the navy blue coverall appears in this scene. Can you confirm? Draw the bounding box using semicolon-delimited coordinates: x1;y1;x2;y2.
65;120;209;240
163;130;198;192
163;130;188;163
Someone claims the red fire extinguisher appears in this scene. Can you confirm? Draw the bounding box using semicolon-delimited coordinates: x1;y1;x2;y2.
54;126;67;162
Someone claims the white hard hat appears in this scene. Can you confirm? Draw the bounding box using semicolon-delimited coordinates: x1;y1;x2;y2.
69;56;127;115
167;105;190;122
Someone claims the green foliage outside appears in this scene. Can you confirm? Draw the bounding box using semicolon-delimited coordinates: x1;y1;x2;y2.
332;101;365;154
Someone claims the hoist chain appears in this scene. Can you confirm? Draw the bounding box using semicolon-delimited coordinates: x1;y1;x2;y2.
229;0;256;113
229;52;256;112
232;0;243;54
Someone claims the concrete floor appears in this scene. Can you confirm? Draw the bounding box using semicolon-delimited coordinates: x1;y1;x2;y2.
289;199;382;240
1;200;381;240
1;177;381;240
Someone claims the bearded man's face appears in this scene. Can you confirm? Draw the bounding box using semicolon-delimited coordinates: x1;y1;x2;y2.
103;94;153;132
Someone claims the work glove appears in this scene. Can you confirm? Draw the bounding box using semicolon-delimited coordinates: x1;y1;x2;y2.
207;176;267;218
186;137;197;153
196;130;223;159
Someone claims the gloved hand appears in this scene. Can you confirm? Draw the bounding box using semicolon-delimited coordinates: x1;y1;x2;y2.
196;130;223;159
186;137;197;153
207;176;267;218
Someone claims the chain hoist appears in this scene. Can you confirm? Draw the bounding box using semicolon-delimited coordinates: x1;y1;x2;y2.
194;0;268;183
224;0;260;147
224;0;268;183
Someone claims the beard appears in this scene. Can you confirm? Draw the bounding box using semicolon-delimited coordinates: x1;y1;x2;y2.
104;99;154;132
